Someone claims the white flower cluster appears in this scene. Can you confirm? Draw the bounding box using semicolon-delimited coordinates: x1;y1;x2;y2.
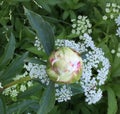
33;16;110;104
55;33;110;104
34;37;43;51
71;15;92;36
103;3;120;20
24;62;50;85
55;84;72;102
2;73;33;101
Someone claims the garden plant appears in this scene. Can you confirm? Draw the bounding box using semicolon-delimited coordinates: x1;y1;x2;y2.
0;0;120;114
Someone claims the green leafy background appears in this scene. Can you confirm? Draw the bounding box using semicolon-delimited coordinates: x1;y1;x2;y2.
0;0;120;114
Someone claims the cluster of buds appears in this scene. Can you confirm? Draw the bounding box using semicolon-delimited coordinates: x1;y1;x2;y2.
47;47;83;84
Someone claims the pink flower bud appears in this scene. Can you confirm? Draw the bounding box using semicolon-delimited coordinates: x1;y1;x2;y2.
47;47;83;84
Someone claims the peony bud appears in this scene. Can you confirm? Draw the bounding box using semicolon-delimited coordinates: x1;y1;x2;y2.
47;47;83;84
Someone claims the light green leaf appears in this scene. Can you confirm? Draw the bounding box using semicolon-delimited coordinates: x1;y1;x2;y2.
24;8;55;55
0;33;16;67
37;82;55;114
107;87;117;114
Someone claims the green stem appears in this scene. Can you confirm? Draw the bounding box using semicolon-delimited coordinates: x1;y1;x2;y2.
0;76;31;92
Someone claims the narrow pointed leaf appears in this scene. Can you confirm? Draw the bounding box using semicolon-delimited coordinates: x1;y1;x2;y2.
24;8;55;55
107;87;117;114
37;82;55;114
0;97;6;114
0;53;28;81
0;33;16;67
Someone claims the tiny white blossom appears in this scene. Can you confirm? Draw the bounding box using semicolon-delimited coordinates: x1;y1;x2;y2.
105;8;110;13
111;49;116;54
103;15;108;20
117;52;120;57
20;85;27;92
110;14;114;19
27;81;33;87
106;3;111;7
10;89;19;97
112;3;117;7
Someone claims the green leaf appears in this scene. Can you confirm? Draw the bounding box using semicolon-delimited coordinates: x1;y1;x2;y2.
111;43;120;77
7;100;38;114
0;33;16;67
0;97;6;114
37;82;55;114
0;53;28;82
111;83;120;98
24;8;55;55
62;11;69;20
18;84;42;99
26;47;47;57
70;83;83;95
107;87;118;114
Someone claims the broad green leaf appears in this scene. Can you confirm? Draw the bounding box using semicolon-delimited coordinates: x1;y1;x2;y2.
0;97;6;114
24;8;55;55
7;100;39;114
111;83;120;98
0;33;16;67
0;53;28;82
107;87;117;114
37;82;55;114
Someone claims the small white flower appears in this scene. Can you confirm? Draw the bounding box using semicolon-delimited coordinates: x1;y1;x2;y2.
110;14;114;19
105;8;110;13
112;3;117;7
10;89;19;97
111;49;116;54
20;85;27;92
117;52;120;57
106;3;111;7
27;81;33;87
103;15;108;20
